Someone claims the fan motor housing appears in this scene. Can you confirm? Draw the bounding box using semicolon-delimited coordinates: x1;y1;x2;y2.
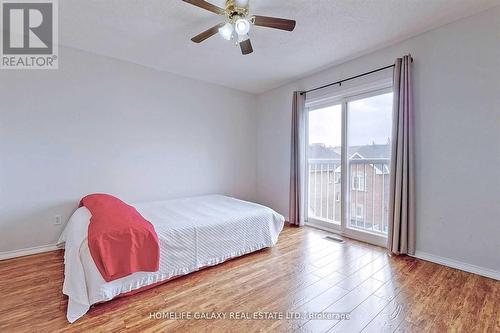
225;0;249;19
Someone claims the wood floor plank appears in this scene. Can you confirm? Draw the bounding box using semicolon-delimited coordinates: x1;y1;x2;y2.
327;294;389;333
0;225;498;333
298;278;386;332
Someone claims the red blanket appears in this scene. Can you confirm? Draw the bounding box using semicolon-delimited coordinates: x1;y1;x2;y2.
80;194;160;282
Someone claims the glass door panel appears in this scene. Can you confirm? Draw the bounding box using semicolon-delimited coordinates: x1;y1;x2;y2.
307;104;342;226
346;92;393;235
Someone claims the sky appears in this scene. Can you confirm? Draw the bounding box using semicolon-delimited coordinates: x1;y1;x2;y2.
308;92;393;147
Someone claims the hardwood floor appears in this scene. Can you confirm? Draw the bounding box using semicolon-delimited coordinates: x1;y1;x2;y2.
0;226;498;332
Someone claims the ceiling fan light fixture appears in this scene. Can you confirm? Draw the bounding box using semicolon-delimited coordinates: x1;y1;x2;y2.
183;0;296;55
218;22;234;40
234;18;250;35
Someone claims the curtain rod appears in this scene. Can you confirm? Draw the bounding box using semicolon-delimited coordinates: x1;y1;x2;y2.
300;57;413;96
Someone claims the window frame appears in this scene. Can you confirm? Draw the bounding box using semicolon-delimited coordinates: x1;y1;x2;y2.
352;174;366;191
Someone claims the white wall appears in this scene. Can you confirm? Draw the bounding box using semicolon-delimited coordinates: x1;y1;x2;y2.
256;8;500;272
0;46;257;252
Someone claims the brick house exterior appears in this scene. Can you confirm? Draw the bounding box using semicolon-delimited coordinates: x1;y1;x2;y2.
308;143;391;233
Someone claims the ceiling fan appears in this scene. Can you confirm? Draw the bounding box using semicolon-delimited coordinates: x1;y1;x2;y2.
182;0;296;55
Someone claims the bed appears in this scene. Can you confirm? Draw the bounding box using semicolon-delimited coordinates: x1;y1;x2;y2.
58;195;285;323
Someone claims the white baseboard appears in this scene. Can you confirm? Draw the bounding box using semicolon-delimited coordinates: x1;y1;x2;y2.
0;244;62;261
412;251;500;281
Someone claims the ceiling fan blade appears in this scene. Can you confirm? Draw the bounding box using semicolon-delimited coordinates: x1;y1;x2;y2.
191;23;224;43
252;15;296;31
182;0;225;15
239;38;253;55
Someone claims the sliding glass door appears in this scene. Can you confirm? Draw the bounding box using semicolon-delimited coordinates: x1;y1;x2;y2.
306;88;393;246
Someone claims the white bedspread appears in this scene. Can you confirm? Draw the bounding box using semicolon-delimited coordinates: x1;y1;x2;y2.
58;195;284;323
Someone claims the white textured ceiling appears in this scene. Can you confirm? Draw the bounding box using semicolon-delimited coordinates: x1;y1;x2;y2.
59;0;500;94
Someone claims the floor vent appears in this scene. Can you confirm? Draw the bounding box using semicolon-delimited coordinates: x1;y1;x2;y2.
324;235;344;243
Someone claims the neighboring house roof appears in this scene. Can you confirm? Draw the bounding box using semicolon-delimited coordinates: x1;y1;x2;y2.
309;143;391;173
309;143;390;160
349;144;391;174
309;143;341;160
349;144;391;159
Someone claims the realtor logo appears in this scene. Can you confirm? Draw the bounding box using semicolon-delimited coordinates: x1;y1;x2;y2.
1;0;58;69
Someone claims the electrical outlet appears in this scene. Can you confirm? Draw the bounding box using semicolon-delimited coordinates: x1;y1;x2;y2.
54;215;62;225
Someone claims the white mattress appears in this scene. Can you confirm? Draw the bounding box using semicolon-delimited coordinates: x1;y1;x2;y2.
58;195;284;323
